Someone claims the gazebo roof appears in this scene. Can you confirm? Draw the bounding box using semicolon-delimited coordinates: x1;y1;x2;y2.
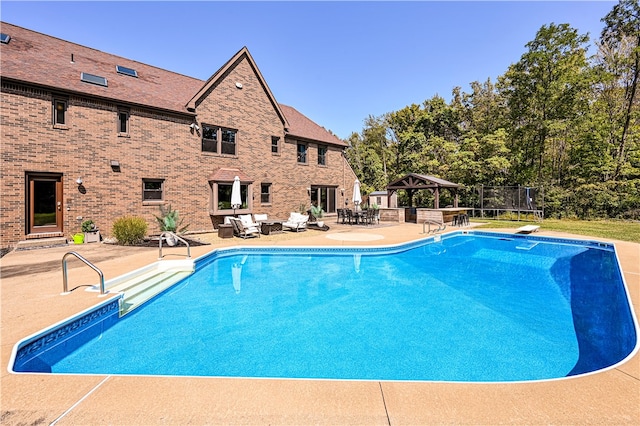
386;173;460;191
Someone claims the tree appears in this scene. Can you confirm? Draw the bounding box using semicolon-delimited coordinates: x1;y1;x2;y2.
600;0;640;179
500;23;591;185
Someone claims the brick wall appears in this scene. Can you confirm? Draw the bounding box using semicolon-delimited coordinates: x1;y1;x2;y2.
0;56;356;247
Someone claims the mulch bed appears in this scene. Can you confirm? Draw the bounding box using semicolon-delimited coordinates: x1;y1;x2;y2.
107;237;210;248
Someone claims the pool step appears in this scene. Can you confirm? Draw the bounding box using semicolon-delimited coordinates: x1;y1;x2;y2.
104;260;195;316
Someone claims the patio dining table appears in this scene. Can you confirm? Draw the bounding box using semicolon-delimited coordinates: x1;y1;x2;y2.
351;210;368;225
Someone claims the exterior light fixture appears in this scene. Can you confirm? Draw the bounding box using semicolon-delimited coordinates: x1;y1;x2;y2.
76;177;83;185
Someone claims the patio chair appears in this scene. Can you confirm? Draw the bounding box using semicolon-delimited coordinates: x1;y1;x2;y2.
253;213;268;224
229;218;260;239
337;208;346;224
282;212;308;232
365;208;377;226
238;214;259;229
345;209;354;225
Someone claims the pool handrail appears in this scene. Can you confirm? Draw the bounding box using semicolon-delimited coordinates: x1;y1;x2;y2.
62;251;105;295
158;231;191;260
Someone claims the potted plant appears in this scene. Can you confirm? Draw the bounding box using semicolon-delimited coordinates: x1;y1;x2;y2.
82;219;100;243
155;205;189;246
310;204;325;228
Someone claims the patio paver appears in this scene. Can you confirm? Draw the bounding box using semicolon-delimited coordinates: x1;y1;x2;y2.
1;223;638;425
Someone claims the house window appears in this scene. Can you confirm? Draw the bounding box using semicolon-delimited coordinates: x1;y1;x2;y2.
271;136;280;154
318;145;327;166
202;124;218;153
142;179;164;201
261;183;272;204
118;110;129;135
211;181;251;214
202;125;236;155
221;128;236;155
53;98;67;126
297;143;307;164
310;186;337;214
376;196;382;205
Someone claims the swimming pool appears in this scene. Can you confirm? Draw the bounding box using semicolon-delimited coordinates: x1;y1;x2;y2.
10;231;638;382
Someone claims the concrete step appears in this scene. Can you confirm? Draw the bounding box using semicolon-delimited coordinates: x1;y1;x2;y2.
15;237;68;251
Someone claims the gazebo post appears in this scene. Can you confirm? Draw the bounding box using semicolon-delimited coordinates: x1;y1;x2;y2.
434;187;440;209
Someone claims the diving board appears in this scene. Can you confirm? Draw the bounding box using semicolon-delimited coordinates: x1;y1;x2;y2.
516;225;540;234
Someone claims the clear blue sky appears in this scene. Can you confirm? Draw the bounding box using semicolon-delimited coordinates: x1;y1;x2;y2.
1;1;616;139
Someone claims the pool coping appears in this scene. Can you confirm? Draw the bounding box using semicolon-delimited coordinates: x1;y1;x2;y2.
2;224;639;425
9;230;638;384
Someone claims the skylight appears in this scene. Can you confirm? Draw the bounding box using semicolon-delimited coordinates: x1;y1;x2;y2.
0;33;11;44
116;65;138;78
81;72;108;87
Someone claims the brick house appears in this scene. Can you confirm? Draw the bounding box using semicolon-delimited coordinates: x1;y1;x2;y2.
0;22;357;248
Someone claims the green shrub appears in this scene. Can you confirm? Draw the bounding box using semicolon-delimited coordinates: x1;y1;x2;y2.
112;216;147;245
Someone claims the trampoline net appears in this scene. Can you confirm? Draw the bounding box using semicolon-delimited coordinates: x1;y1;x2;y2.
479;186;543;211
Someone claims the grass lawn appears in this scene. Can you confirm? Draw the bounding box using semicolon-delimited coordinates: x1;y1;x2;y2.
474;218;640;243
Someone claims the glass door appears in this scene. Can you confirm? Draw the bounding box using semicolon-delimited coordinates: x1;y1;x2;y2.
28;174;63;234
310;186;336;213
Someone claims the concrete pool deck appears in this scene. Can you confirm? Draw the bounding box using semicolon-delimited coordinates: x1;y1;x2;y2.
1;222;638;425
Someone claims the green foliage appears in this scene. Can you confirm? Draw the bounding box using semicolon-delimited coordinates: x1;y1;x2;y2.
81;219;95;232
475;218;640;244
154;205;189;233
112;216;147;245
310;204;325;218
345;3;640;221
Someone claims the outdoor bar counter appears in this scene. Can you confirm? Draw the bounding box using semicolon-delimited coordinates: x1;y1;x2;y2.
418;207;471;224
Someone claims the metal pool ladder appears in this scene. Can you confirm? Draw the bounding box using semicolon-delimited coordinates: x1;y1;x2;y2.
62;251;105;295
158;231;191;260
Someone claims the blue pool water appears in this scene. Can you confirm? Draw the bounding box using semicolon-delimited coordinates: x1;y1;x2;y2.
12;232;638;382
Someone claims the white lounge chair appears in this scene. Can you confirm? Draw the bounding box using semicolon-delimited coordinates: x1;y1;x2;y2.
238;214;259;228
229;217;260;239
253;213;268;224
282;212;308;232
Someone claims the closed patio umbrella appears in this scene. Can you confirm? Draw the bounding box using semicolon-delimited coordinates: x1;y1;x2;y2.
353;179;362;210
231;176;242;216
